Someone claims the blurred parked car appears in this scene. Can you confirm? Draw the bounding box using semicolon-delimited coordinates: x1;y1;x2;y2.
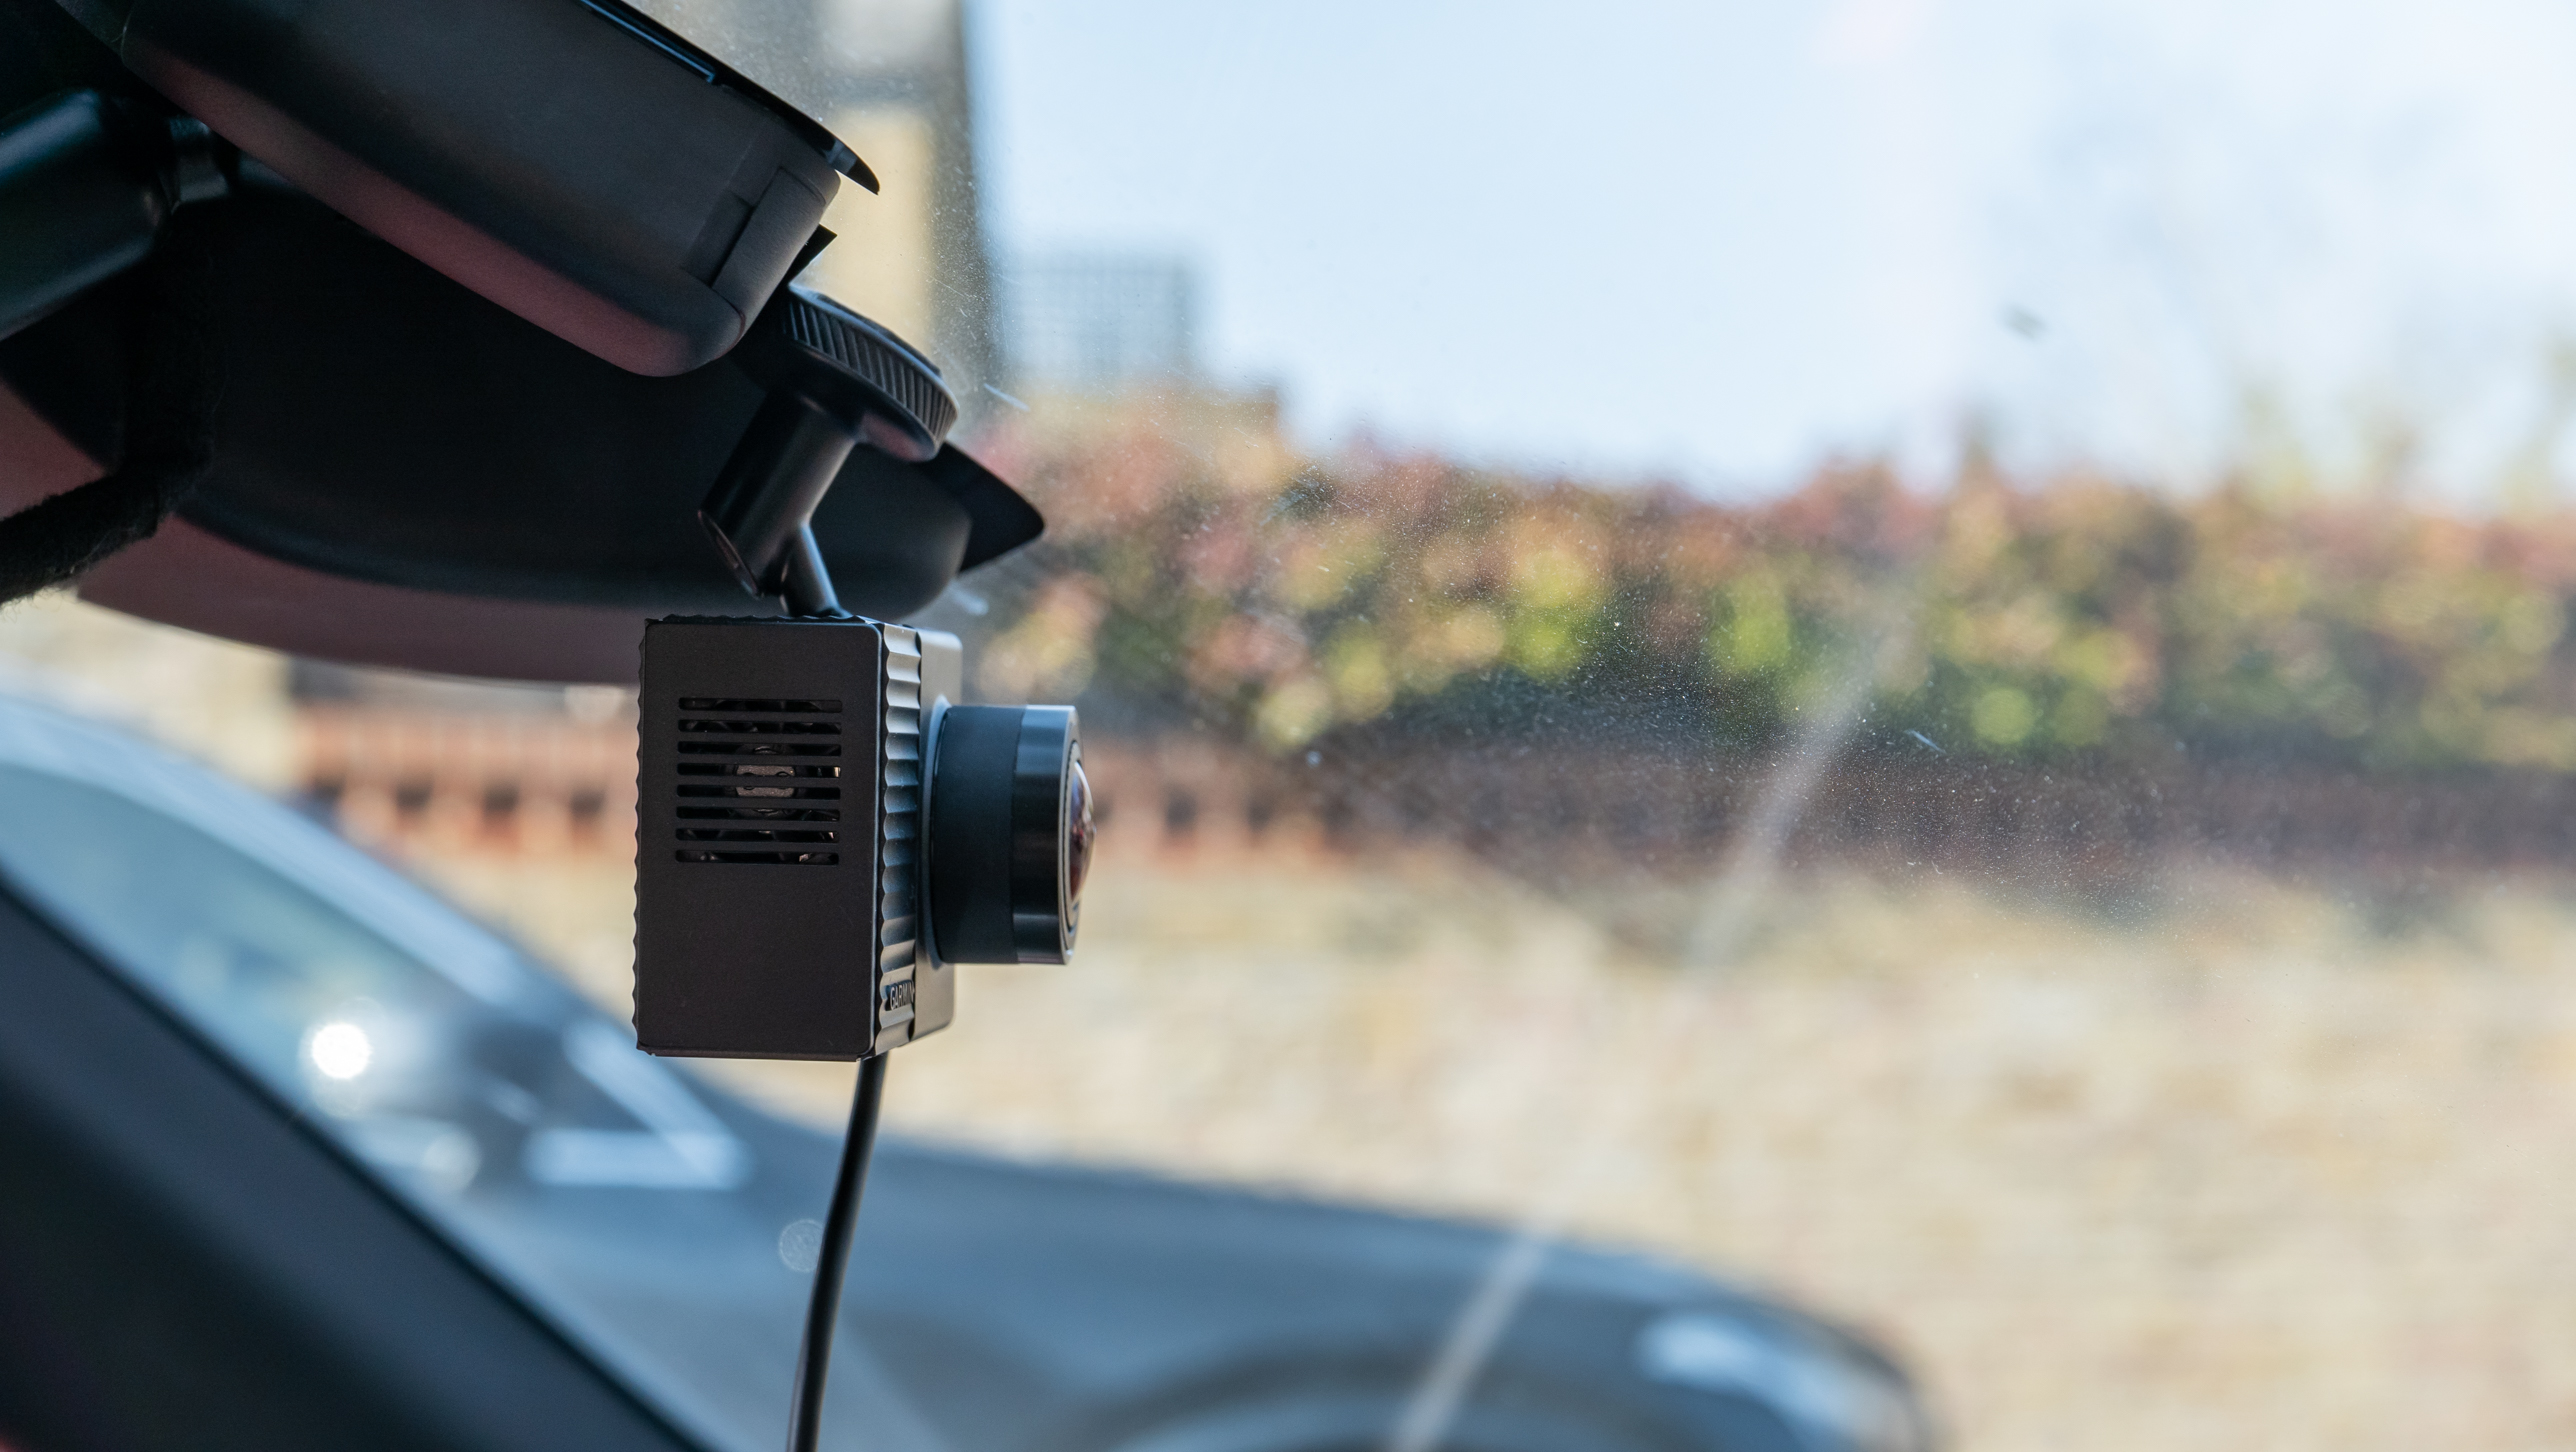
0;688;1930;1452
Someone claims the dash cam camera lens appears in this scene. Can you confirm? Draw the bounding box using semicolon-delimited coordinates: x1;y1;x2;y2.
1066;756;1096;904
928;705;1086;965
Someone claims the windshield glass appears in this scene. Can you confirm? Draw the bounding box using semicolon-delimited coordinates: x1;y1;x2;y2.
678;5;2576;1447
9;3;2576;1450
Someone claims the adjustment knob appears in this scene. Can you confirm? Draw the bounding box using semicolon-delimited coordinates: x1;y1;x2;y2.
697;285;957;602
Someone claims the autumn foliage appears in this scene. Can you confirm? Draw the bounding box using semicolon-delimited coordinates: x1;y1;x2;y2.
965;396;2576;774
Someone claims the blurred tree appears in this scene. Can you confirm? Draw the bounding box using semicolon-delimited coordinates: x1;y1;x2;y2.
968;400;2576;775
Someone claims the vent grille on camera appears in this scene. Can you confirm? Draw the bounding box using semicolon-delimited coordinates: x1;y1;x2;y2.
670;697;843;865
873;629;925;1048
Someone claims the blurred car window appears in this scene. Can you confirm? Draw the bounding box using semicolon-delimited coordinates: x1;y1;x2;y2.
0;710;844;1452
0;762;748;1192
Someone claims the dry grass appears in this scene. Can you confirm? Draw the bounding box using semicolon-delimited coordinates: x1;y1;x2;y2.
410;840;2576;1452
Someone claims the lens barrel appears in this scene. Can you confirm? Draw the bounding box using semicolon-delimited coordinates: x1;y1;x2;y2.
926;705;1088;964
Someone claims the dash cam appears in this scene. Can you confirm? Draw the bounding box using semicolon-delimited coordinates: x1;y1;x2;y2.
618;273;1088;1452
633;618;1092;1060
628;271;1085;1062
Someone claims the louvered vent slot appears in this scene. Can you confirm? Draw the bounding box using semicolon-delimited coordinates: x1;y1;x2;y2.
672;697;844;865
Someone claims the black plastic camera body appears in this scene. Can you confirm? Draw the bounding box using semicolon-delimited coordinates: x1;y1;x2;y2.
634;616;1089;1061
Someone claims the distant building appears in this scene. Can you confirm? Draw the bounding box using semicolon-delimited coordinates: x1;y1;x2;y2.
1003;254;1200;390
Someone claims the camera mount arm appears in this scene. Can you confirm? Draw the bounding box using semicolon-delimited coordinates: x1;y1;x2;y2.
698;284;960;620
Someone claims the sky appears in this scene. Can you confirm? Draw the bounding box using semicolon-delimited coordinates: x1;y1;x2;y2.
969;0;2576;498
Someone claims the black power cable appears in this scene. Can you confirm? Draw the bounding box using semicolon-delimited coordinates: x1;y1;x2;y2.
785;1053;889;1452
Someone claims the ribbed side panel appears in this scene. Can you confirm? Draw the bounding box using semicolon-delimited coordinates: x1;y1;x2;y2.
873;626;925;1052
